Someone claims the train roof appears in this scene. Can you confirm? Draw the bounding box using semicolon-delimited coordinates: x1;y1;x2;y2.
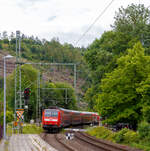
45;106;99;115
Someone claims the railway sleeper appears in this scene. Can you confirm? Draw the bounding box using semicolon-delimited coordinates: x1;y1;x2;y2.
54;134;76;151
75;132;129;151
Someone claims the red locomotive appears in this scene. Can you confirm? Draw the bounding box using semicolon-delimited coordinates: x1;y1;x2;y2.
42;106;100;130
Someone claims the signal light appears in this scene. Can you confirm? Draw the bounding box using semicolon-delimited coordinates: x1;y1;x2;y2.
24;88;30;105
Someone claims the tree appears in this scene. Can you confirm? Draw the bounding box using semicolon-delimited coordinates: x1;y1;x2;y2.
0;111;14;125
2;31;8;40
96;42;150;127
6;64;38;120
84;4;150;111
42;82;77;110
10;32;15;40
112;4;150;46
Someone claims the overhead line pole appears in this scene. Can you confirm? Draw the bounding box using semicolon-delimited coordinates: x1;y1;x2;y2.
19;36;22;108
74;64;76;91
16;62;77;91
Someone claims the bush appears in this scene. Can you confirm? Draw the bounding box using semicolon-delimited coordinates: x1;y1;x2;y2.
0;111;14;125
87;126;149;150
87;126;115;141
113;128;129;143
113;128;139;144
142;107;150;123
138;121;150;140
123;130;139;144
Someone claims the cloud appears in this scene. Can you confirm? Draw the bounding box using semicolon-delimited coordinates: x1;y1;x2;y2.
0;0;149;47
16;0;49;9
48;16;57;22
38;25;104;47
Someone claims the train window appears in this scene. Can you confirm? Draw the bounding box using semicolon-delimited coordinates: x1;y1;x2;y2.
51;111;58;117
45;110;58;117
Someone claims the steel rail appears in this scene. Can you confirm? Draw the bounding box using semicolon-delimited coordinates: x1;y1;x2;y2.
54;134;75;151
75;132;129;151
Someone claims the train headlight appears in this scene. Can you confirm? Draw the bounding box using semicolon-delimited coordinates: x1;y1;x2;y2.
52;119;58;122
44;119;50;121
44;119;58;122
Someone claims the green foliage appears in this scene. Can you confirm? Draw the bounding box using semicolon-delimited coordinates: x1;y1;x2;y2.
113;4;150;39
96;42;150;126
22;124;43;134
87;126;115;141
84;87;99;111
2;62;77;122
5;64;38;120
138;121;150;140
42;82;77;110
0;32;90;99
87;126;138;144
84;4;150;111
87;127;144;150
113;128;139;144
113;128;129;143
0;111;14;125
123;130;139;144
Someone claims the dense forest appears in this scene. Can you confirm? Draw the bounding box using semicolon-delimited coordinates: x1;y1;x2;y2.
1;3;150;129
85;4;150;128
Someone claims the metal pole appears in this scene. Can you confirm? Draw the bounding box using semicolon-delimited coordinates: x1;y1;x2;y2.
36;71;40;122
3;57;6;139
74;64;76;91
19;37;22;108
14;65;17;118
38;72;41;121
36;74;38;121
65;88;67;104
15;35;18;115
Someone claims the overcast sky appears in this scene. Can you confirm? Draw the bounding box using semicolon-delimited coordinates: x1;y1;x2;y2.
0;0;149;47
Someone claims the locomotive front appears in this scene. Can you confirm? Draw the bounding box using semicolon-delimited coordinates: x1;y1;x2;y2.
42;109;60;130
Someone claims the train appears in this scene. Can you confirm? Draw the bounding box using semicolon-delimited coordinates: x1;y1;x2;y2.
42;106;100;130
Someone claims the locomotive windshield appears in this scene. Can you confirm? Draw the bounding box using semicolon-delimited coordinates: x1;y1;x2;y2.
45;109;58;117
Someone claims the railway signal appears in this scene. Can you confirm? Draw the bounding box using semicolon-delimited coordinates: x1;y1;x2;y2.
24;88;30;105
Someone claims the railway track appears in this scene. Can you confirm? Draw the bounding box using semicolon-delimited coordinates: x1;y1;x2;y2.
54;134;76;151
41;132;141;151
75;132;138;151
41;133;76;151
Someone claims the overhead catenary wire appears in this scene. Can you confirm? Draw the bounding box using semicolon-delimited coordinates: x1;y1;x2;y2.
75;0;115;46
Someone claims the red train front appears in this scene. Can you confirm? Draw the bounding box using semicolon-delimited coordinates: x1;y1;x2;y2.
42;109;61;130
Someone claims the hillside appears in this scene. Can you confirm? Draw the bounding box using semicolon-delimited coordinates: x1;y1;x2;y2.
0;37;90;103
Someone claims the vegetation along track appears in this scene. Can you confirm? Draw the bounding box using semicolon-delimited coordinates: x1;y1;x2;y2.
75;132;140;151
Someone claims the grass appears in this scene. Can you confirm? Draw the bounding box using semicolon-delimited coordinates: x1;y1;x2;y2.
6;123;43;134
87;126;150;151
22;124;43;134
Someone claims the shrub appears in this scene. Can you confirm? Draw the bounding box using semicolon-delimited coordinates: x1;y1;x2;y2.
113;128;129;143
87;126;115;141
138;121;150;140
123;130;139;144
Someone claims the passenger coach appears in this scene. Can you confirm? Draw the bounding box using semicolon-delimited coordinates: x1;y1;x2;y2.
42;106;100;130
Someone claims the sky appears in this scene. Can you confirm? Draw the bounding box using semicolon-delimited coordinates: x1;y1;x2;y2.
0;0;149;47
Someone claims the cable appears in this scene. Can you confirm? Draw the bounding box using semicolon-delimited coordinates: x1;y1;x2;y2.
75;0;115;46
